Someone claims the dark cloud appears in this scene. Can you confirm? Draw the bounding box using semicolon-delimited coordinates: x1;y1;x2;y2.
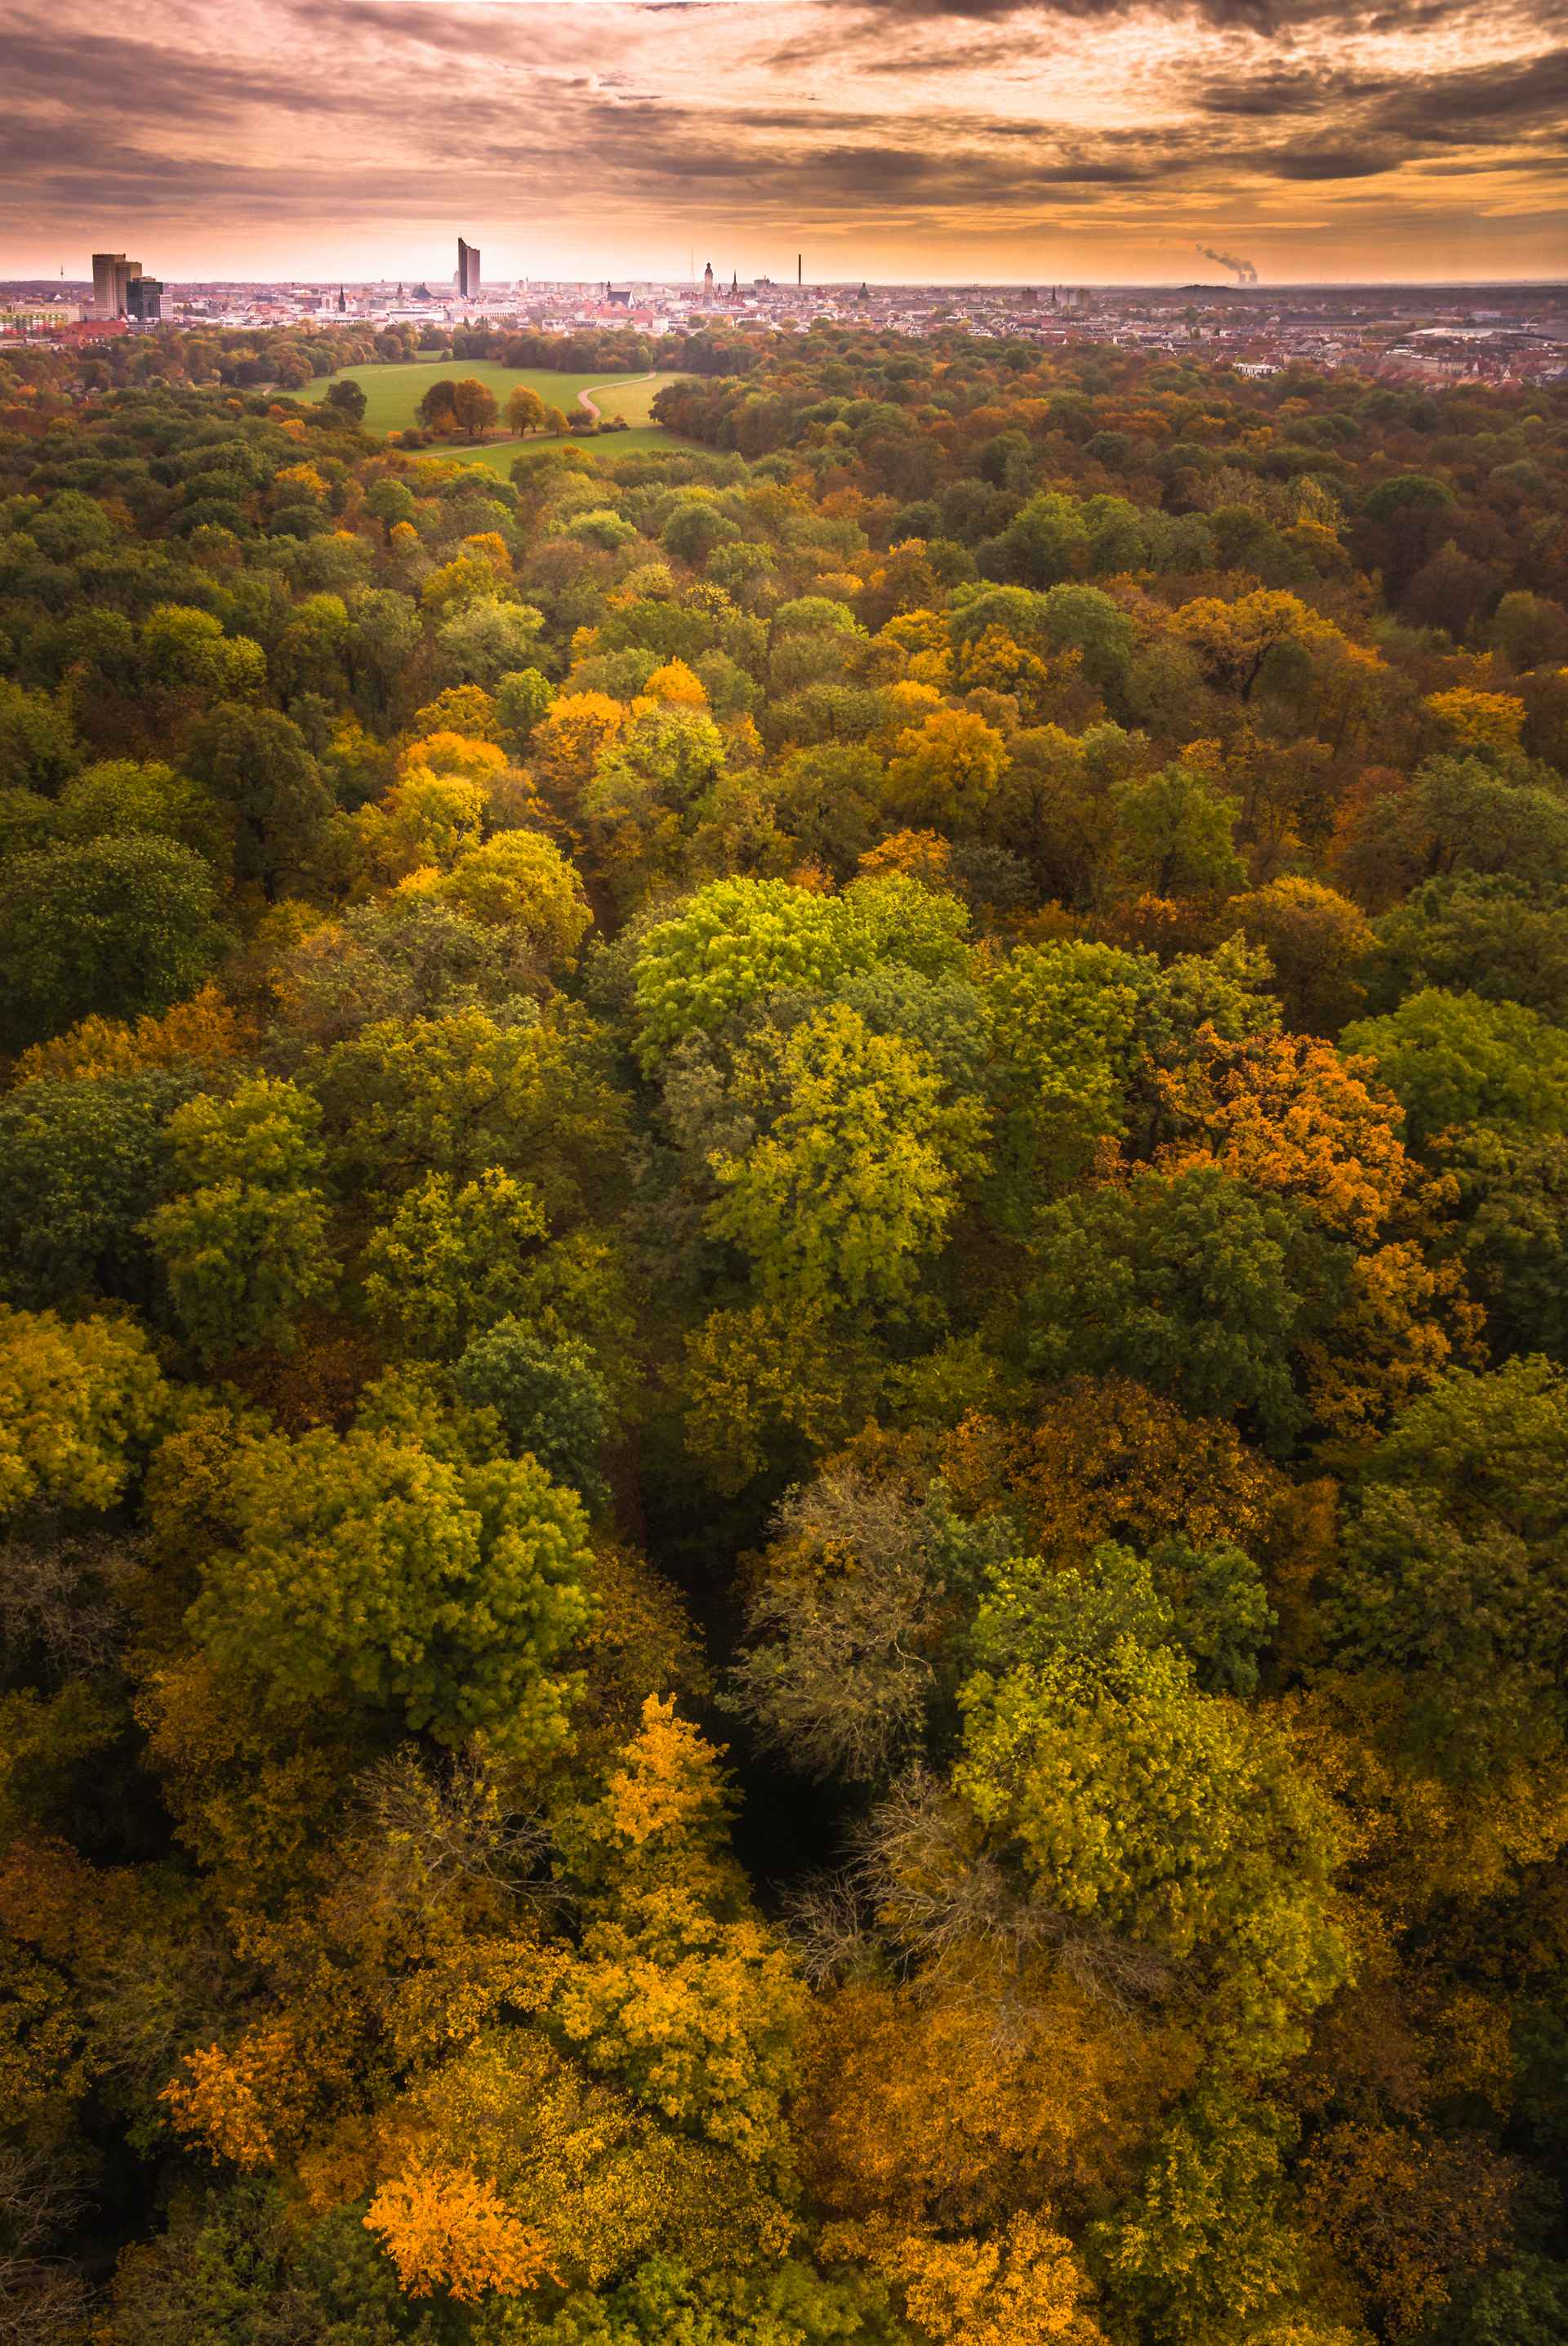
1025;159;1154;181
1371;43;1568;137
1198;70;1370;119
0;0;1561;274
847;0;1568;54
850;0;1436;30
1263;145;1396;179
1182;41;1568;183
0;18;345;120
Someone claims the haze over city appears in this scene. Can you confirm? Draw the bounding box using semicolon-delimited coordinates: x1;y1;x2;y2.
0;0;1564;285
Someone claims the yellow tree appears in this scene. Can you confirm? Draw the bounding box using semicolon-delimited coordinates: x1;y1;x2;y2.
553;1697;808;2170
886;707;1010;832
1423;686;1526;752
531;690;629;832
0;1306;168;1518
1172;591;1333;702
505;385;550;437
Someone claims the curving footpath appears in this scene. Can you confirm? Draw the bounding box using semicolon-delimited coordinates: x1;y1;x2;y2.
576;371;657;425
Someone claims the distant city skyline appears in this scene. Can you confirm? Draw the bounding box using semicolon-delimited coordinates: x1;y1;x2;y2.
8;268;1568;294
1;0;1562;285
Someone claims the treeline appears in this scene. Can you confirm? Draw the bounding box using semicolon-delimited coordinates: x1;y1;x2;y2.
0;323;733;433
0;339;1566;2346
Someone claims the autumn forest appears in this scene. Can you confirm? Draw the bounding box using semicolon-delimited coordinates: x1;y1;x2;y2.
2;317;1567;2346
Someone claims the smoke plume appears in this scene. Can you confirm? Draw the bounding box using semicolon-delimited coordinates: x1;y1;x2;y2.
1197;243;1259;283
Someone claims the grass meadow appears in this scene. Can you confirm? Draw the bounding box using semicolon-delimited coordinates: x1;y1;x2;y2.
296;360;688;462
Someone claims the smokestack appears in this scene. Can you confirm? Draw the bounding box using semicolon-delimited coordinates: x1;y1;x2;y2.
797;252;802;288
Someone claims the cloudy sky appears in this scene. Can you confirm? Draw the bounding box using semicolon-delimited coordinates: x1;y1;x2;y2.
1;0;1563;284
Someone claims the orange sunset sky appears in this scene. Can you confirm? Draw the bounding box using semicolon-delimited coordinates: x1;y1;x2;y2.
0;0;1563;284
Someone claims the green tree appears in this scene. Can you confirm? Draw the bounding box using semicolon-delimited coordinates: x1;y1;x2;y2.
986;490;1091;587
0;1072;192;1310
1020;1166;1339;1452
363;478;416;538
495;666;555;747
48;758;225;863
1428;2257;1568;2346
451;1319;612;1504
1093;2090;1303;2344
100;2181;420;2345
303;1006;627;1222
344;587;421;720
1334;755;1568;908
436;600;546;689
709;1005;986;1309
323;377;368;425
1367;876;1568;1027
987;939;1153;1199
0;836;229;1053
360;1168;549;1358
1441;1122;1568;1360
1325;1359;1568;1787
145;1077;337;1364
181;702;337;902
956;1545;1345;2063
1343;988;1568;1151
500;2256;903;2346
1112;764;1246;899
0;677;78;793
414;377;461;433
190;1424;595;1753
631;875;968;1070
633;880;873;1068
1039;581;1138;694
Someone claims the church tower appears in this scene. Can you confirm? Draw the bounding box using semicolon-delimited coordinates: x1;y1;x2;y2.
703;260;715;300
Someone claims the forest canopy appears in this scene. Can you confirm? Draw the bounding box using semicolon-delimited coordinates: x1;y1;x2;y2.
2;318;1567;2346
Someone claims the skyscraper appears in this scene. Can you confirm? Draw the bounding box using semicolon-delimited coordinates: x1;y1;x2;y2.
91;253;143;319
457;237;481;301
703;260;715;300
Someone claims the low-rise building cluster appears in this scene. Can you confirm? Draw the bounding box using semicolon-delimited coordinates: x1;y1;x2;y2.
3;250;1565;382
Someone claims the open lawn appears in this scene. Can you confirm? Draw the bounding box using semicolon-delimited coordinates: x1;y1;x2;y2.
296;359;688;458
